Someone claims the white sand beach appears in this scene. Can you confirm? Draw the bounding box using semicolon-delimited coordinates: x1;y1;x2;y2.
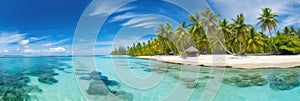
137;55;300;69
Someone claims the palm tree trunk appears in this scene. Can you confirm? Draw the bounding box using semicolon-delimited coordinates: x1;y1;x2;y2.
208;27;233;54
230;46;235;54
214;35;233;54
180;41;185;55
269;30;279;53
239;41;242;54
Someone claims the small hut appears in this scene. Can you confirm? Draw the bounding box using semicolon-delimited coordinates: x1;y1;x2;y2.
185;46;199;57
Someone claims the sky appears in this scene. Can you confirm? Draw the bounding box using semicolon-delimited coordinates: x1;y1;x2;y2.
0;0;299;55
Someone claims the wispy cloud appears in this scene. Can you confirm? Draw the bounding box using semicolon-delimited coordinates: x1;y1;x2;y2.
130;21;162;28
110;12;141;22
0;32;26;44
89;0;134;16
121;16;158;26
110;12;163;29
18;39;29;45
0;31;71;55
42;38;69;47
23;47;67;54
96;41;113;46
0;49;8;53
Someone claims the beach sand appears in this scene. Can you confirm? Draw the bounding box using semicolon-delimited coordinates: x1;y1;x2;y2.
137;55;300;69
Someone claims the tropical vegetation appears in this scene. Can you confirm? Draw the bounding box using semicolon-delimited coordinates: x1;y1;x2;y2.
110;7;300;56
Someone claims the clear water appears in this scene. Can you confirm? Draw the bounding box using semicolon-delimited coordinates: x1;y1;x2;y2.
0;56;299;101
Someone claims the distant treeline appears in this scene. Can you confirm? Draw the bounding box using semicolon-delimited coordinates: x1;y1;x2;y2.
110;7;300;56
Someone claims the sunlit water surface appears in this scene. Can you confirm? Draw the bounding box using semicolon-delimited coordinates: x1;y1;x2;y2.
0;56;299;101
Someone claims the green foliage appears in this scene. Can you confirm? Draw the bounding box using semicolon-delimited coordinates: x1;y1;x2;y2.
110;7;300;56
273;35;300;54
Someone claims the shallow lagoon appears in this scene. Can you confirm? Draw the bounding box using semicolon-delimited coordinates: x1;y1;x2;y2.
0;56;299;101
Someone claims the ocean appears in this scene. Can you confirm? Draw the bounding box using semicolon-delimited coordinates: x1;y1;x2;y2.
0;56;299;101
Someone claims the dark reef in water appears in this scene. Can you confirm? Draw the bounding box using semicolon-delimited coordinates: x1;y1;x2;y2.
222;72;300;91
84;71;133;101
0;57;72;100
269;73;300;91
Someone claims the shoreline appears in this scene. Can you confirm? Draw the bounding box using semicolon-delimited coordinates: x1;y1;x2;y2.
136;55;300;69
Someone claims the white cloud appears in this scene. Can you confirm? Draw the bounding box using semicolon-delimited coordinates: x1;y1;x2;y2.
19;39;29;45
24;47;66;53
42;43;52;47
51;38;69;45
0;32;26;44
210;0;298;28
110;12;141;22
41;38;69;47
110;12;163;29
24;46;29;48
0;31;71;55
29;36;48;41
89;0;131;16
46;47;66;53
96;41;113;46
0;49;8;53
131;21;162;28
24;49;41;53
29;37;38;40
122;16;158;26
115;6;136;13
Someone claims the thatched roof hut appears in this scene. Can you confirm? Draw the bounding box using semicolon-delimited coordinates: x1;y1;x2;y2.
185;46;199;57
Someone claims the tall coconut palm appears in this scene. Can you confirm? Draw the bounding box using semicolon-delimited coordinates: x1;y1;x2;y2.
219;18;235;53
188;12;211;53
246;27;265;53
257;7;279;53
231;14;250;54
188;12;204;48
165;23;177;54
200;7;232;54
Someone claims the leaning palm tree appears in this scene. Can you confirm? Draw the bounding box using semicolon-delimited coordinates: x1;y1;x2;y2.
165;23;178;54
219;18;235;53
156;24;167;53
257;7;279;53
176;23;189;54
200;7;232;54
188;12;204;48
231;14;250;54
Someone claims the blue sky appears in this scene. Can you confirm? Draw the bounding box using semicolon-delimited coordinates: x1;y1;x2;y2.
0;0;299;55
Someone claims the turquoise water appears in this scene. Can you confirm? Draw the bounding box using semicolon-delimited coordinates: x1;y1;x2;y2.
0;56;299;101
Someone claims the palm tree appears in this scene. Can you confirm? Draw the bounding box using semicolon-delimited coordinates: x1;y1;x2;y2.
165;23;177;54
246;27;265;53
200;7;232;54
289;26;296;35
176;23;189;54
257;7;279;53
219;18;235;53
188;12;204;48
231;14;249;54
156;24;170;54
283;26;289;35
